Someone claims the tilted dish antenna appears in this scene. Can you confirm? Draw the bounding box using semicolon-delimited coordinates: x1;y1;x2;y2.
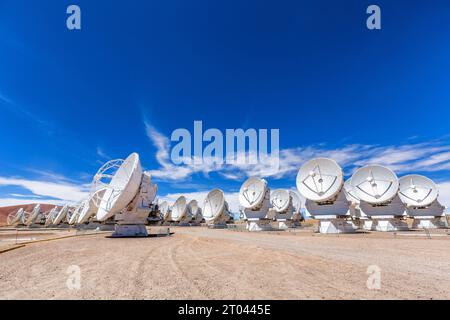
96;153;143;221
171;196;189;222
188;199;202;221
25;204;41;226
7;208;24;226
351;165;399;205
398;174;438;207
296;158;344;202
203;189;228;223
239;177;268;210
271;189;291;213
78;188;106;224
159;201;171;221
344;178;360;204
68;203;84;225
45;206;59;226
53;205;69;225
289;190;302;213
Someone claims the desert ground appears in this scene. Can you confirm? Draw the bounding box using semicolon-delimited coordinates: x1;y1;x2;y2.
0;226;449;300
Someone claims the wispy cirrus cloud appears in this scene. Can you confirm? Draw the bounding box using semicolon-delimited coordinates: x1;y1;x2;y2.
144;122;450;182
0;176;89;206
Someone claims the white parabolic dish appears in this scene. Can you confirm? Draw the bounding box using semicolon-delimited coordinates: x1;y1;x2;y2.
398;174;438;207
188;200;200;216
239;177;268;209
296;158;344;202
53;205;69;225
26;204;41;225
96;153;143;221
203;189;225;221
344;179;360;204
271;189;291;213
159;201;170;220
351;165;399;204
171;196;188;221
289;191;302;212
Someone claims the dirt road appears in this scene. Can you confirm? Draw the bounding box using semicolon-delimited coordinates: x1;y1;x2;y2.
0;227;449;299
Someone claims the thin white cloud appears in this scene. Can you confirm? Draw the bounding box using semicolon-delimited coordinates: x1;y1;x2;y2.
144;123;450;182
96;147;111;160
0;176;89;206
0;198;67;207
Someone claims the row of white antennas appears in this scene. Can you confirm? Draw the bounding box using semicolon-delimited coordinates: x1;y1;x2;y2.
6;153;234;236
158;190;233;227
295;158;447;233
238;177;303;231
6;154;447;235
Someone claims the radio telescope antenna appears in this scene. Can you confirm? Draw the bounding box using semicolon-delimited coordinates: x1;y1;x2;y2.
296;158;353;234
68;202;84;225
289;190;303;225
44;206;59;226
203;189;232;228
399;174;445;229
53;205;69;225
351;165;398;205
188;200;203;225
25;204;42;226
239;177;272;231
78;188;106;224
94;153;158;237
398;174;438;207
350;165;407;232
7;208;25;226
296;158;343;202
171;196;192;225
271;189;296;229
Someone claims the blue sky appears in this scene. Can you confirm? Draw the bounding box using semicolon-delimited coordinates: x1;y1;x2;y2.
0;0;450;212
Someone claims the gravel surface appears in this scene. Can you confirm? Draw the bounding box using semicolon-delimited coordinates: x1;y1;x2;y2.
0;227;449;300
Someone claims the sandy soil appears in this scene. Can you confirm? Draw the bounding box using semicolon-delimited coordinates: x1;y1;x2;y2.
0;226;449;300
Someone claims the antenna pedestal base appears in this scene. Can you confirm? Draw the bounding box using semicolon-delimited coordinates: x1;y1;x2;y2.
371;218;409;232
275;220;292;230
112;224;148;237
317;219;356;234
246;219;272;232
412;217;445;229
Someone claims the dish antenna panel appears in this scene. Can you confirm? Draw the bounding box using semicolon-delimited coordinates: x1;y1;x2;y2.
289;190;303;225
68;203;84;225
344;179;360;204
271;189;291;213
94;153;158;237
188;200;203;224
171;196;192;224
7;208;25;226
350;165;407;231
77;188;106;224
239;177;268;210
203;189;232;227
351;165;399;205
53;205;69;225
399;174;445;228
296;158;354;234
159;201;171;222
289;191;302;213
25;204;42;226
398;174;438;207
296;158;344;202
271;189;295;229
239;177;273;231
45;207;59;226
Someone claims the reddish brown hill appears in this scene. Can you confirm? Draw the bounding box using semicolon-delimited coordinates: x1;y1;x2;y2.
0;204;60;225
